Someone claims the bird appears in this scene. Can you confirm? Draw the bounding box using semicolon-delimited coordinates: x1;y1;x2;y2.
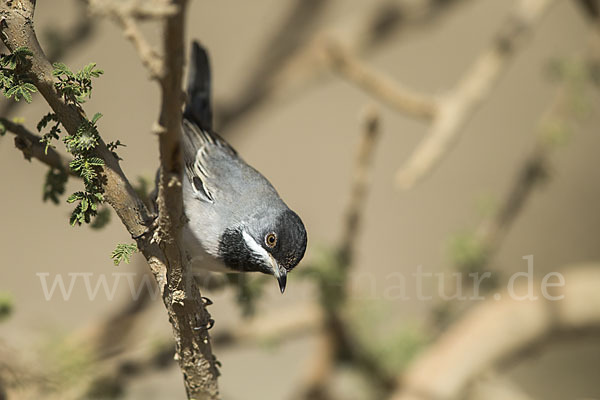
179;41;307;294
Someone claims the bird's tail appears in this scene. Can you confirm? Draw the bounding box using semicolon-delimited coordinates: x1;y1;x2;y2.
184;41;212;131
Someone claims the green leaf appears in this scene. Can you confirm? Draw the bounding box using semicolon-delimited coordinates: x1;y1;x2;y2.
86;157;105;167
53;61;103;104
0;48;30;70
81;197;89;212
0;291;13;322
69;203;83;226
4;81;37;103
52;62;74;78
0;71;13;89
111;243;138;266
4;84;19;99
68;158;84;172
13;46;33;57
91;112;102;124
67;191;85;203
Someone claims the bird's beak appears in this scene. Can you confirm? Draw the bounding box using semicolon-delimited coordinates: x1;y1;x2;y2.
269;255;287;294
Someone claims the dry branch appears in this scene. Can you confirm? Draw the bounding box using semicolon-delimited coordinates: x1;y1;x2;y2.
390;265;600;400
218;0;468;133
150;1;220;398
395;0;556;189
0;0;97;121
0;1;151;238
297;107;392;398
0;118;75;175
88;0;163;79
0;1;219;398
326;41;437;121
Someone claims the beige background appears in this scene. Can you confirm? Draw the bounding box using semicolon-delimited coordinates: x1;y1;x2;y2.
1;0;599;399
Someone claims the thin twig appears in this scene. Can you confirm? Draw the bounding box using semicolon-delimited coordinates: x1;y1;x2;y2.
0;118;75;176
218;0;468;133
395;0;556;189
326;41;437;121
120;16;163;79
88;0;163;79
339;106;382;265
298;107;392;398
0;1;152;239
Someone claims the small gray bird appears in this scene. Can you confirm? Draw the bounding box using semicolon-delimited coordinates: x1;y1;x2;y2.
180;42;307;293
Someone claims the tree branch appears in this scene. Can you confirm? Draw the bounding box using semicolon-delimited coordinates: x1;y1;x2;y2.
298;108;394;398
395;0;556;189
88;0;163;79
326;41;437;121
0;118;75;175
389;265;600;400
150;1;220;398
0;0;151;239
0;1;220;398
0;0;97;121
218;0;468;133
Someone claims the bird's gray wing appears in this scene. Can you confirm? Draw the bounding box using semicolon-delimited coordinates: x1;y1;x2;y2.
182;119;238;203
182;40;239;203
181;40;280;207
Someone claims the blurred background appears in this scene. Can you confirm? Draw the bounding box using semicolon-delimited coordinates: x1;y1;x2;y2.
1;0;599;399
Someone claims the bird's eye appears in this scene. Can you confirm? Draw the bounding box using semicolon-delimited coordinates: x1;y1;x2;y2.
265;232;277;248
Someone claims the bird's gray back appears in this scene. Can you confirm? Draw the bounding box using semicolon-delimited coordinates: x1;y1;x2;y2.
182;119;287;244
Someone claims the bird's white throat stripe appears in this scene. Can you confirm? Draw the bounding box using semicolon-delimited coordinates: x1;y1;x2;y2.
242;230;271;266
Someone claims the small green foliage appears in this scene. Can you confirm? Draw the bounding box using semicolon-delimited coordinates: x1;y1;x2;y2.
43;167;68;204
111;243;138;266
69;157;104;183
63;113;105;226
369;325;428;374
67;190;104;226
53;62;103;104
541;56;595;149
90;207;111;230
0;46;37;103
64;114;102;153
448;231;488;273
11;54;108;228
350;300;429;379
37;112;62;154
4;81;36;103
0;46;33;69
0;291;14;322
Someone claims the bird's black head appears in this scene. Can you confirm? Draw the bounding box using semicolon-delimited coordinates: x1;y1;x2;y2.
218;209;307;293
